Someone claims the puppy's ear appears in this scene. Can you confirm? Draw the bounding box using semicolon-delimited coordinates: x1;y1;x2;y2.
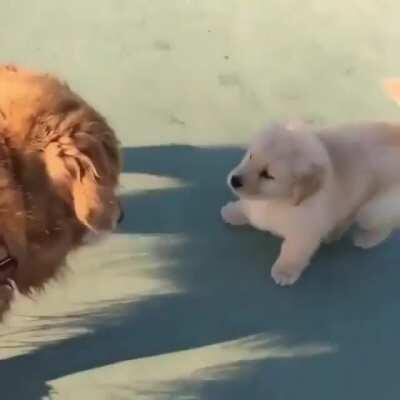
292;163;324;206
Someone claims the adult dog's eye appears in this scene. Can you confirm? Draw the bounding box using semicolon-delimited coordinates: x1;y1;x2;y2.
259;169;274;180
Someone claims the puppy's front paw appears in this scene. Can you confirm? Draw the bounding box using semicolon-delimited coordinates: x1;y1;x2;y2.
221;202;248;226
271;263;302;286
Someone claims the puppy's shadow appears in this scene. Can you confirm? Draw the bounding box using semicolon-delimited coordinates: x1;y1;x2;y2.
2;144;400;400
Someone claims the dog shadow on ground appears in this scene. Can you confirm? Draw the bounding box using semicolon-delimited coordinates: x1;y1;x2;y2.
2;145;400;399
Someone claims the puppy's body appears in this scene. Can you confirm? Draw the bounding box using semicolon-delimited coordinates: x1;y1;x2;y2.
0;65;121;317
222;121;400;285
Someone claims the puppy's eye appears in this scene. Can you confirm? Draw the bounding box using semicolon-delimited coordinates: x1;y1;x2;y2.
259;169;274;180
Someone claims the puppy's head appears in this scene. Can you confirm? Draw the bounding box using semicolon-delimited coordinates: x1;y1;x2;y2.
227;122;326;205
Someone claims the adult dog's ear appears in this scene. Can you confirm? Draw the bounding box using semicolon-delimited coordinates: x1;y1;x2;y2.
44;129;121;232
292;163;324;206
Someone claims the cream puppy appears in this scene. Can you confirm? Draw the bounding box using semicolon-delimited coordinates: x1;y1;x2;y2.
222;120;400;286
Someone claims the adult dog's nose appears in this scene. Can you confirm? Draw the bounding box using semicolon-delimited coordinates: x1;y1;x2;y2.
230;175;243;189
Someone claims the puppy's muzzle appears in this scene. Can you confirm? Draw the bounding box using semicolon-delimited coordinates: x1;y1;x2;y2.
230;175;243;189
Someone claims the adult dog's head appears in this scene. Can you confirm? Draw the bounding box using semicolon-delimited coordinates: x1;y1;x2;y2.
228;121;328;205
0;65;124;319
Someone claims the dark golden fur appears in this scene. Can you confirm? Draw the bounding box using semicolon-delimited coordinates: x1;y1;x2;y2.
0;65;121;318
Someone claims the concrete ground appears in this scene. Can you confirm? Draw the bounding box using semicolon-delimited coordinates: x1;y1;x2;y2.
1;1;400;399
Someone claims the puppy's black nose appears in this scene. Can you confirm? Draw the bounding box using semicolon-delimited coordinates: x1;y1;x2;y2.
117;208;125;224
230;175;243;189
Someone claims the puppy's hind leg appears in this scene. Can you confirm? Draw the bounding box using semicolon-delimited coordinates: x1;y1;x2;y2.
353;227;392;249
221;201;249;226
353;192;398;249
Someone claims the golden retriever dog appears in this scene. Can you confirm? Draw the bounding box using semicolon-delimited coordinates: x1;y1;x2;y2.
222;119;400;286
0;65;122;318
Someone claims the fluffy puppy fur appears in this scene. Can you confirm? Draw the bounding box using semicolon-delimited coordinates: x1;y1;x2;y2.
0;65;121;318
222;120;400;286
